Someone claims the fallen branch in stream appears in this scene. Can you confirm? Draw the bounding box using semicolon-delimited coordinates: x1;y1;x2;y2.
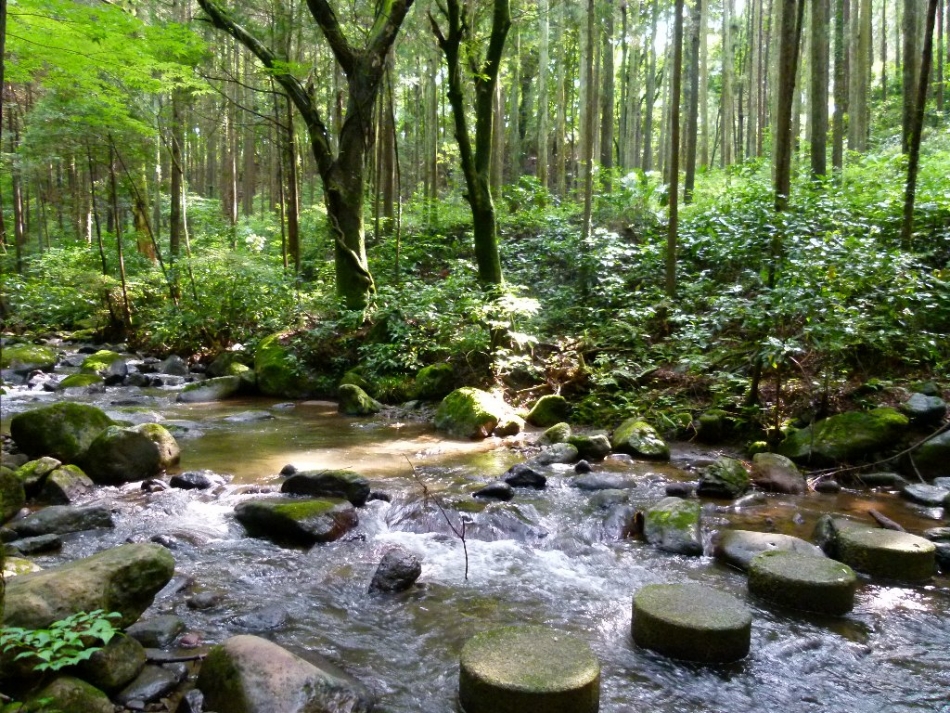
146;652;207;663
405;456;469;582
868;509;906;532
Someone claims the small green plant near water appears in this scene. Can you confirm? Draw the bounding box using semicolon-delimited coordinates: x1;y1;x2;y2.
0;610;121;672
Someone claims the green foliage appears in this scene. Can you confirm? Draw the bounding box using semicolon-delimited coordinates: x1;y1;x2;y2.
1;610;121;673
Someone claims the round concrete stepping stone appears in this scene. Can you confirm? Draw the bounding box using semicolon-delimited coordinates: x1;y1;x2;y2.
748;551;857;615
632;583;752;663
459;625;600;713
836;528;936;581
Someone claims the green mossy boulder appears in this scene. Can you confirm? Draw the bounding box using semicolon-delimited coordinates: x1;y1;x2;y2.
568;433;612;461
526;395;572;428
254;333;320;399
39;465;93;505
80;426;164;484
129;423;181;469
911;430;950;480
207;350;251;378
835;527;936;582
748;550;857;615
281;470;371;507
79;350;125;374
177;376;241;403
643;497;702;556
339;369;375;396
3;557;43;577
76;633;147;693
778;408;909;465
696;457;749;499
611;418;670;460
0;344;57;374
234;497;358;546
1;467;26;524
632;583;752;663
3;543;175;629
29;676;114;713
538;422;572;445
751;452;807;494
10;403;114;463
435;387;523;440
413;363;455;401
696;409;730;443
459;625;600;713
58;373;105;390
338;384;382;416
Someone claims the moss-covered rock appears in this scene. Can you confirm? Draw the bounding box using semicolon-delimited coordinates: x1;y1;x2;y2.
3;556;43;577
643;497;702;556
79;350;125;374
413;363;455;401
697;457;749;499
435;387;523;440
234;497;358;546
38;465;93;505
459;625;600;713
538;422;572;445
611;418;670;460
76;633;147;693
631;583;752;663
526;395;571;428
567;433;612;461
254;333;320;399
80;426;163;484
751;452;806;494
29;676;114;713
10;403;114;463
129;423;180;469
1;466;26;524
7;504;114;538
281;470;371;507
748;550;857;615
696;409;731;443
836;527;936;582
339;368;375;396
778;408;909;465
58;373;105;390
0;344;58;374
177;376;241;403
912;430;950;480
207;350;251;378
338;384;382;416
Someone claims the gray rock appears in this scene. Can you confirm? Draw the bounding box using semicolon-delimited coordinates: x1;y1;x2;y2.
503;463;547;489
30;676;113;713
778;408;908;465
923;527;950;541
178;689;205;713
473;481;514;501
160;355;190;376
234;497;359;546
568;433;612;461
5;533;62;555
369;548;422;593
574;459;592;474
934;477;950;490
81;425;163;484
280;464;298;476
900;393;947;426
125;614;186;648
115;664;180;706
220;410;274;423
533;443;579;465
713;529;825;571
177;376;241;403
573;473;639;491
643;497;702;556
104;358;129;386
281;470;371;507
913;431;950;479
38;464;94;504
665;482;695;498
588;489;630;509
901;483;950;507
936;543;950;571
77;633;147;692
846;471;909;488
697;457;750;499
171;470;227;490
9;504;114;537
187;591;223;610
751;453;806;494
233;604;289;631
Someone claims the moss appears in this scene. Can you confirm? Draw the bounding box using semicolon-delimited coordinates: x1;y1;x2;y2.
0;344;57;373
748;551;857;615
79;350;124;374
338;384;382;416
435;387;517;439
195;644;250;713
413;363;455;401
10;403;114;463
836;528;936;582
697;457;749;498
539;422;572;445
59;373;104;389
526;395;571;428
254;333;320;399
1;467;26;523
779;408;909;464
611;418;670;460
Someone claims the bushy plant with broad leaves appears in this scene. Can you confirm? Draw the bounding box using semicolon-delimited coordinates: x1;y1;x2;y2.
1;609;121;672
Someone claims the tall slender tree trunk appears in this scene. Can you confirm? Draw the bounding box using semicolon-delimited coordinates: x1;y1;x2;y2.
667;0;684;299
642;0;659;170
170;87;184;298
582;0;596;242
683;0;702;203
902;0;923;152
555;3;569;197
832;0;849;169
537;0;550;188
600;0;616;186
811;0;830;175
848;0;871;151
775;0;805;211
722;0;735;167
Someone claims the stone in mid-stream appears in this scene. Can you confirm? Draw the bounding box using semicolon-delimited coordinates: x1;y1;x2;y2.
748;550;858;615
835;528;936;582
458;625;600;713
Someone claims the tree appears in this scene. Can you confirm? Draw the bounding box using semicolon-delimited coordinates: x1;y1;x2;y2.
902;0;922;153
667;0;684;299
196;0;415;310
810;0;830;176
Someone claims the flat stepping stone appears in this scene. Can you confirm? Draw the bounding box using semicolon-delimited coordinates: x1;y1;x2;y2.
459;625;600;713
713;529;825;571
836;528;936;582
748;551;858;615
632;583;752;663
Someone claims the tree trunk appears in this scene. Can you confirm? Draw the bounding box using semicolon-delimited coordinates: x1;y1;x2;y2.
902;0;922;152
832;0;848;169
555;2;569;197
774;0;805;212
581;0;596;242
848;0;871;151
537;0;550;188
683;0;702;203
722;0;735;167
810;0;830;176
170;87;184;297
600;0;616;184
642;0;659;170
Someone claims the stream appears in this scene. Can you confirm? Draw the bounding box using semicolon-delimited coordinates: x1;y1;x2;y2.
2;375;949;713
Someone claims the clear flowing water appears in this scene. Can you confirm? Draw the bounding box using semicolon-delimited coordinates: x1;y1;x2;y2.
2;384;949;713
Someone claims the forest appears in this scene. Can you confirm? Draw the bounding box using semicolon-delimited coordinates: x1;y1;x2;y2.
2;0;949;438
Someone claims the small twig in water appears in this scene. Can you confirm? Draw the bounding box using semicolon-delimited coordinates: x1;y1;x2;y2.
868;509;906;532
405;456;469;581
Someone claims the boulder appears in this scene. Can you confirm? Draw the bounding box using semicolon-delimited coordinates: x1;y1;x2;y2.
533;443;579;465
778;408;909;465
254;333;320;399
369;548;422;593
459;625;600;713
900;393;947;426
572;473;639;491
177;376;241;403
338;383;382;416
632;583;752;663
76;633;147;692
339;368;375;396
3;543;175;629
748;550;857;615
80;349;126;375
10;403;114;462
912;430;950;480
503;463;547;489
713;529;825;571
538;422;571;445
281;470;371;507
435;388;523;440
697;457;750;499
0;343;58;374
197;634;375;713
526;395;571;427
642;497;702;556
8;504;114;538
29;675;114;713
611;418;670;461
126;615;185;648
38;464;94;505
129;423;181;469
234;497;358;546
159;354;190;376
901;483;950;507
4;534;62;556
835;527;936;582
413;363;455;401
171;470;227;490
58;373;105;390
3;556;43;577
1;466;26;524
751;452;807;494
114;664;181;707
812;514;868;558
473;481;514;501
81;425;164;484
208;351;251;378
696;410;730;443
567;433;612;461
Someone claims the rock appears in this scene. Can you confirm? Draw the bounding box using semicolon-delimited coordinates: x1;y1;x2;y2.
588;489;630;509
696;410;730;444
836;527;936;582
77;633;147;692
233;604;289;631
281;470;371;507
665;482;695;498
337;383;382;415
812;514;867;558
177;376;241;403
8;504;114;537
115;664;181;706
10;403;114;462
187;591;223;610
254;333;320;399
845;471;909;488
574;459;592;474
814;479;842;493
5;534;62;556
160;354;190;376
935;477;950;490
197;634;375;713
697;457;750;499
538;422;571;445
1;466;26;524
171;470;227;490
526;395;571;427
1;453;30;470
39;464;94;504
901;483;950;507
924;527;950;541
279;464;298;476
141;478;169;493
912;431;950;480
632;583;752;663
58;372;105;390
80;349;126;375
936;543;950;571
0;343;58;374
29;675;114;713
220;410;273;423
642;497;702;556
473;481;514;501
179;688;205;713
567;433;612;461
3;556;43;577
573;473;639;491
435;387;523;439
124;372;150;388
713;529;825;571
748;551;857;615
533;443;579;465
234;497;358;546
459;625;600;713
751;452;807;494
778;408;909;465
900;393;947;426
369;548;422;593
3;543;175;629
126;615;186;648
80;425;165;484
413;363;455;401
503;463;547;489
611;418;670;460
104;358;129;385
